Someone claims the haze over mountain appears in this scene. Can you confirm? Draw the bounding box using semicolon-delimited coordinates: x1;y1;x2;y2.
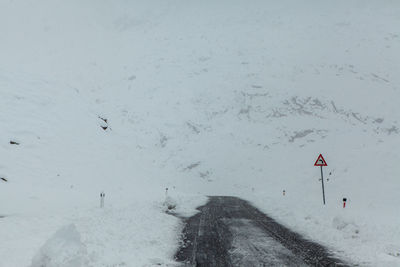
0;1;399;266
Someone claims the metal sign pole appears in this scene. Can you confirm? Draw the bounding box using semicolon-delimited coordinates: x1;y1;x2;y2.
320;166;326;205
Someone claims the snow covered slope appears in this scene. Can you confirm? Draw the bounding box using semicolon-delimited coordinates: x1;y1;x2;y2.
0;0;399;266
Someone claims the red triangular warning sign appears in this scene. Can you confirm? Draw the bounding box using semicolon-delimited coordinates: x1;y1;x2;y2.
314;154;327;166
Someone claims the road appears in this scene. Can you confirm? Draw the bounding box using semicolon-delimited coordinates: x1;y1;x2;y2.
175;196;348;267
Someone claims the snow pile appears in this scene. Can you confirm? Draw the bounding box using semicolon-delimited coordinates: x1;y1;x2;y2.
163;195;178;212
31;224;87;267
69;200;183;267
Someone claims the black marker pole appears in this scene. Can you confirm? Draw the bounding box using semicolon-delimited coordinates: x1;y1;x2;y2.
320;166;326;205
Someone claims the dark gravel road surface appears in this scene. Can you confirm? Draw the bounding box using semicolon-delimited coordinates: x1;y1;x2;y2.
175;196;348;267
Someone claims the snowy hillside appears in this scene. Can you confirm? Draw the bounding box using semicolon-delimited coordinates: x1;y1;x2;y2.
0;0;399;266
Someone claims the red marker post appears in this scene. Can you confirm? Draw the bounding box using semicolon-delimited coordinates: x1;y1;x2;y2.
314;154;328;205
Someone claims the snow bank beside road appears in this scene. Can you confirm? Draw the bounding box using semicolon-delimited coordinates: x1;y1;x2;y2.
31;224;87;267
0;194;202;267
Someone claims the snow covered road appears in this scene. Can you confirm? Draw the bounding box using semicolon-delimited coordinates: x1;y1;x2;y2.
175;196;347;266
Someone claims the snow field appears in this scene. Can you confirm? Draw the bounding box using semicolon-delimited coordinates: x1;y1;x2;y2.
0;0;399;266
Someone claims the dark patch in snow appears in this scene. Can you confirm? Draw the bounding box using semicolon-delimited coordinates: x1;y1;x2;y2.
99;116;109;131
386;126;399;135
159;134;168;148
370;73;390;83
374;118;384;124
199;170;211;179
310;98;325;109
184;162;201;171
209;108;229;119
186;122;201;134
238;106;251;120
98;116;108;124
267;109;286;118
10;140;20;145
351;113;367;124
289;130;314;143
284;97;313;116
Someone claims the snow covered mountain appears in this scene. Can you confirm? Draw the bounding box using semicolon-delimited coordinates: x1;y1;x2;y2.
0;0;399;266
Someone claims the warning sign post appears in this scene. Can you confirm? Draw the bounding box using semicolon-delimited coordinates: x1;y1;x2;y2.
314;154;327;205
